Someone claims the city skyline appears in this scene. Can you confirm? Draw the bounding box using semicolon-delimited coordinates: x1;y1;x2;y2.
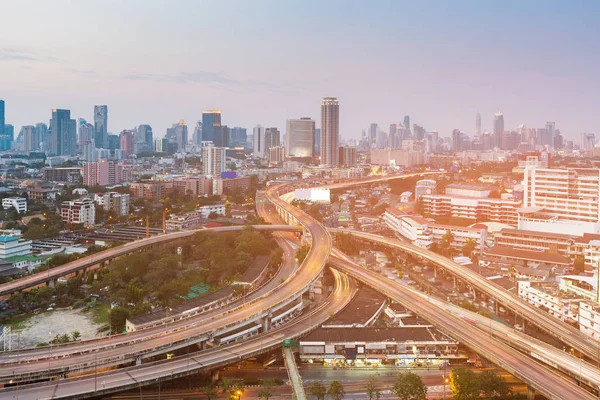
1;1;599;140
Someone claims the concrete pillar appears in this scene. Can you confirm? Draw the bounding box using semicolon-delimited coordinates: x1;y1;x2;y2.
136;357;142;366
48;279;56;288
495;301;499;315
453;276;456;289
262;316;270;332
434;266;438;278
82;268;88;281
211;370;220;382
527;386;535;400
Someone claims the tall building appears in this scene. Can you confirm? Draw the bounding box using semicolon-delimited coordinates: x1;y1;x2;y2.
94;105;108;149
265;127;280;151
286;118;315;158
314;128;321;156
253;125;266;158
338;146;357;166
493;112;504;148
0;123;13;151
107;134;120;150
36;123;48;151
320;97;340;166
22;125;39;152
545;122;555;147
60;198;95;227
172;119;188;151
403;116;410;133
581;133;596;152
78;122;95;153
201;143;226;177
83;159;131;186
155;138;168;153
452;129;462;152
202;110;221;143
136;124;153;154
368;123;378;148
475;113;481;134
0;100;4;134
269;146;286;166
119;130;135;158
192;121;202;145
50;109;77;156
229;127;247;148
214;125;229;147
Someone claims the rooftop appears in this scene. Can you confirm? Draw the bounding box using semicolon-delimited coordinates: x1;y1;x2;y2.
485;246;572;265
302;327;455;343
0;236;19;243
325;285;386;326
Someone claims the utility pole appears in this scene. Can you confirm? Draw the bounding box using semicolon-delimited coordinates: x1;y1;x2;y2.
162;208;169;234
146;215;149;238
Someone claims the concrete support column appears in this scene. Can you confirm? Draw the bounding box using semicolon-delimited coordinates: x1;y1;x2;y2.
453;276;456;289
434;266;438;278
136;357;142;366
211;370;220;382
262;316;270;332
526;386;535;400
82;268;88;281
495;301;499;315
48;279;56;288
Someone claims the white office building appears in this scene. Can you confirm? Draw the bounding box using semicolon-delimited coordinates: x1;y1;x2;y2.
0;236;32;258
285;118;315;158
197;204;226;218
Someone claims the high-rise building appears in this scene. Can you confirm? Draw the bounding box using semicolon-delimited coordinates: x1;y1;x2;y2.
229;127;247;148
403;116;410;133
338;146;357;166
60;198;95;227
264;127;280;153
202;110;222;143
0;123;14;151
107;134;120;150
286;118;315;158
389;124;398;149
0;100;4;134
269;146;286;166
94;105;108;149
493;112;504;148
119;130;135;158
581;133;596;152
36;123;48;151
201;142;226;177
214;125;229;147
452;129;462;152
78;122;95;153
253;125;266;158
50;109;77;156
475;113;481;135
135;124;153;154
321;97;340;166
368;123;378;148
192;121;202;145
544;122;555;147
172;119;188;151
22;125;39;152
83;159;131;186
314;128;321;156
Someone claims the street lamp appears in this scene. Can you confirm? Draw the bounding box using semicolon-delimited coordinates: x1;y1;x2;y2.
236;390;242;400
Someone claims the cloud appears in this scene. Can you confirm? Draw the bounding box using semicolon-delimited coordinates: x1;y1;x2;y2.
124;71;292;92
0;48;59;63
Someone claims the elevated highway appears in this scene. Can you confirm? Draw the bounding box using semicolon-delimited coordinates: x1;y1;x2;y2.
330;229;600;365
0;225;302;297
329;250;597;400
0;268;357;399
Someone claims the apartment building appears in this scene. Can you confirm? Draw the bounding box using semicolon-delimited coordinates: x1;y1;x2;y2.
480;246;573;276
197;204;225;218
83;159;132;186
102;192;130;216
517;281;580;323
579;302;600;340
2;197;27;213
130;181;174;200
42;167;82;184
522;167;600;234
60;198;95;226
172;177;213;197
421;194;521;226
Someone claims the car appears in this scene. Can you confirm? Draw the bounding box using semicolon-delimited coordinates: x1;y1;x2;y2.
499;307;506;313
515;324;524;331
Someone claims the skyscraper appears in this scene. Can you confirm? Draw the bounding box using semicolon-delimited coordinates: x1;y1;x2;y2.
36;123;48;151
475;113;481;134
0;124;13;151
202;110;221;143
253;125;266;158
94;105;108;149
136;124;153;153
286;118;315;158
119;130;135;158
50;109;77;156
545;122;555;147
229;127;247;148
174;119;188;151
22;126;38;152
78;122;95;153
493;112;504;148
314;128;321;156
192;121;202;145
368;123;378;148
214;125;229;147
403;116;410;133
320;97;339;166
0;100;4;135
265;127;280;153
389;124;398;148
201;142;226;177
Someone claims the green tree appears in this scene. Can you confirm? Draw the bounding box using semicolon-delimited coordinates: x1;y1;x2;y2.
364;375;382;400
327;380;345;400
449;367;481;400
71;330;81;341
269;247;284;267
440;230;455;257
109;306;132;333
462;238;476;258
295;245;310;263
308;381;327;400
480;370;511;399
391;371;427;400
258;378;276;400
199;384;219;400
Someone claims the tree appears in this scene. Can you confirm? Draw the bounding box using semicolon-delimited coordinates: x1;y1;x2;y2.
462;238;476;258
199;384;219;400
440;230;455;257
391;371;427;400
109;306;132;333
327;380;345;400
480;370;511;399
308;381;327;400
71;330;81;341
364;375;382;400
449;367;481;400
258;378;276;400
295;245;310;263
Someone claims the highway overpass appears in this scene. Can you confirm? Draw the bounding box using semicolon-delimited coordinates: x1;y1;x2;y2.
331;228;600;365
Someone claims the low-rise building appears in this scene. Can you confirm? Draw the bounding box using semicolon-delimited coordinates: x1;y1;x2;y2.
517;281;580;323
42;167;82;184
212;176;254;195
2;197;27;213
480;246;573;276
422;193;521;226
0;236;32;258
27;189;60;204
579;302;600;340
165;211;203;231
173;177;213;197
60;198;95;226
102;192;130;216
130;181;173;200
198;204;225;218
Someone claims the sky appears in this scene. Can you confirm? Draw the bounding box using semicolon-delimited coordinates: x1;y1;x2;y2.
1;0;599;141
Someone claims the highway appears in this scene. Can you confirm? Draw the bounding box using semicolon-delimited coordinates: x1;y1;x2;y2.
0;268;357;399
0;225;301;296
332;228;600;365
329;249;597;400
